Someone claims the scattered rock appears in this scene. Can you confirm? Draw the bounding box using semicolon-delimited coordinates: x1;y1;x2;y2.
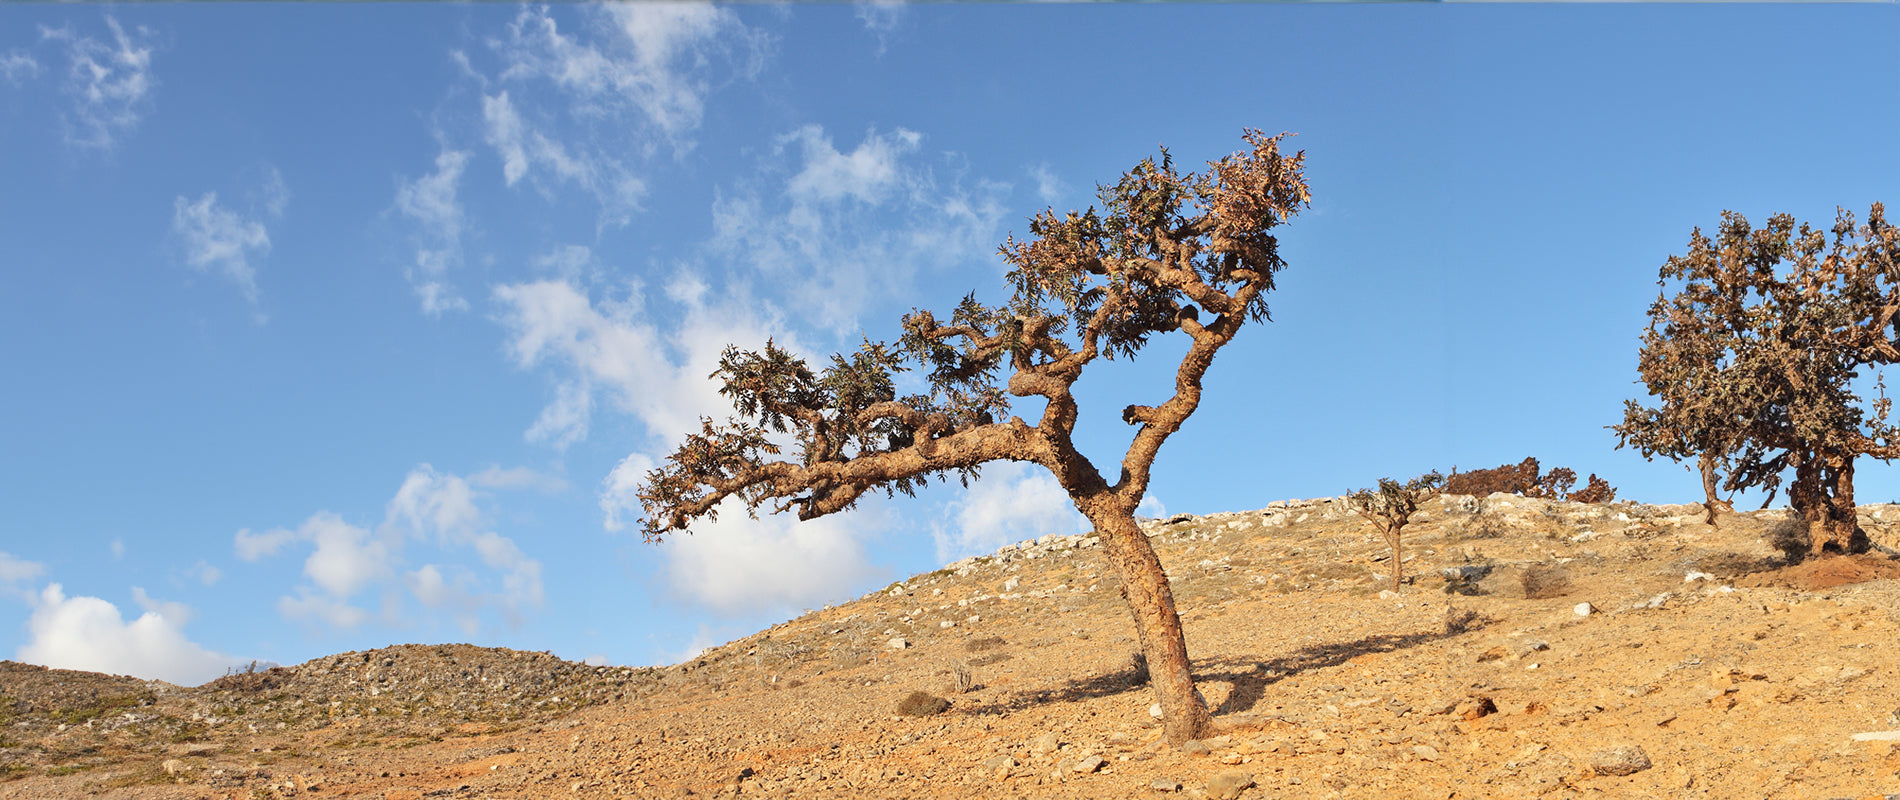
1850;731;1900;742
1151;777;1184;792
1574;602;1596;617
1455;695;1497;721
895;691;950;717
1591;745;1652;776
886;638;909;650
1207;771;1256;799
1150;702;1165;719
1071;755;1106;773
161;758;188;777
1030;732;1060;755
1412;745;1439;761
1181;739;1213;755
1003;577;1022;592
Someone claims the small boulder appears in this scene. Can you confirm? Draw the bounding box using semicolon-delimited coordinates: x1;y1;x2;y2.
1029;732;1061;755
1181;739;1214;755
1207;771;1256;799
1072;756;1106;774
1590;745;1652;776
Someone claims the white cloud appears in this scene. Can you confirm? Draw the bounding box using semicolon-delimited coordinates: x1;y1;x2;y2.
1029;162;1067;204
238;466;545;633
394;148;472;315
17;584;238;686
0;50;40;85
131;586;193;627
298;512;391;598
526;379;594;450
173;191;272;309
1136;493;1168;521
40;16;157;151
582;652;609;667
933;461;1088;563
710;125;1010;333
661;498;882;616
0;552;45;602
110;538;125;559
599;452;656;534
184;560;223;587
234;526;296;562
853;0;905;56
465;4;766;226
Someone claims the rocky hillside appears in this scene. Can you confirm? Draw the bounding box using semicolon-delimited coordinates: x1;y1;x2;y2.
7;493;1900;799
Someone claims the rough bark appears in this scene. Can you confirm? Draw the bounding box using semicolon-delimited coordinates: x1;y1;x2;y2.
1698;453;1732;526
1091;510;1212;743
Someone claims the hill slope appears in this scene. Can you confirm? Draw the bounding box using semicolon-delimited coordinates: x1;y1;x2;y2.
7;494;1900;799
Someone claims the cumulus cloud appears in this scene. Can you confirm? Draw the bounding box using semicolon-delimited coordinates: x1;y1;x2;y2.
17;584;239;686
394;148;472;315
933;461;1088;563
660;498;882;616
173;191;273;310
237;465;545;633
40;16;157;151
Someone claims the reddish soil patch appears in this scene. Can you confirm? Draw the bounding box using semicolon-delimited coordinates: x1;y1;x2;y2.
1736;552;1900;590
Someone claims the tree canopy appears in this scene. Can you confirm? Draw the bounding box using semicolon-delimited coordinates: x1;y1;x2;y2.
1616;204;1900;552
636;130;1310;744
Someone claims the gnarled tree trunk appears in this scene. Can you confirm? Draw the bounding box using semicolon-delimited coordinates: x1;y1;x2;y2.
1698;453;1732;526
1091;511;1212;745
1792;451;1867;555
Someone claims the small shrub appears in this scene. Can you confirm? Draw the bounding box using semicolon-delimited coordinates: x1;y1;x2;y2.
1444;458;1541;496
1570;474;1618;504
1520;564;1571;599
1127;652;1151;687
964;636;1006;652
895;691;950;717
1443;607;1486;635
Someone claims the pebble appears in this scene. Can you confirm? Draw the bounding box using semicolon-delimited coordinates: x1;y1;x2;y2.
1574;602;1595;617
1072;756;1107;773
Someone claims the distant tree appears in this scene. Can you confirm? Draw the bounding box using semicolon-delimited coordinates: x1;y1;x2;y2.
1442;458;1616;504
1615;205;1900;553
1347;471;1443;592
636;131;1310;744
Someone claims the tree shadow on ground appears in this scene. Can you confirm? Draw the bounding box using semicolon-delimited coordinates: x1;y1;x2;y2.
957;622;1485;718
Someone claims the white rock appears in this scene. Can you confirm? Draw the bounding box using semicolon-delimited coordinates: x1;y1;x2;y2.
940;620;956;629
1150;702;1164;719
1684;571;1715;583
1003;577;1022;592
1850;731;1900;741
1574;602;1596;617
887;638;909;650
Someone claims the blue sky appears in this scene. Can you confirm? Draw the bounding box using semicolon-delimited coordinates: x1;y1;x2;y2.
2;3;1897;685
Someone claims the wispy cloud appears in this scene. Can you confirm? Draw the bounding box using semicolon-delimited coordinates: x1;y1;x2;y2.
393;148;472;315
710;124;1010;333
1028;162;1067;205
40;15;157;151
461;4;767;227
0;50;40;85
172;185;279;316
0;552;45;603
853;0;905;56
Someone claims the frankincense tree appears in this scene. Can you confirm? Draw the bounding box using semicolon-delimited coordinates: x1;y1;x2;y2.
1615;204;1900;553
1347;472;1444;593
637;130;1309;744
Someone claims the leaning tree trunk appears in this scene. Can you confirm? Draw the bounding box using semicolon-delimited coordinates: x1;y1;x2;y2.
1698;453;1732;526
1092;512;1213;745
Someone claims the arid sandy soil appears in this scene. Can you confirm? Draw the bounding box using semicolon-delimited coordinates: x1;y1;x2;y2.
8;493;1900;800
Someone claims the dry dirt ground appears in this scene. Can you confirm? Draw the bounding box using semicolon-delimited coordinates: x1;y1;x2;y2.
9;493;1900;800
